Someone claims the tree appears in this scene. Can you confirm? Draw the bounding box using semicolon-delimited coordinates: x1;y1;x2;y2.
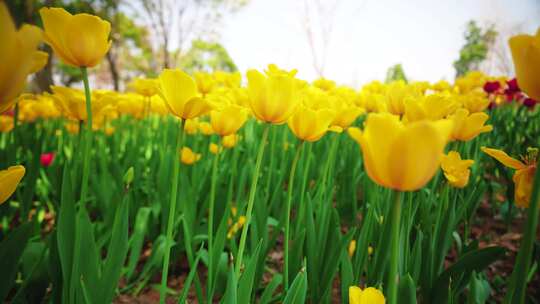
178;39;237;72
453;20;497;77
385;64;408;83
127;0;248;70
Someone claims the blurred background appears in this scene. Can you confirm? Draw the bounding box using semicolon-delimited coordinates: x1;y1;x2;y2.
8;0;540;90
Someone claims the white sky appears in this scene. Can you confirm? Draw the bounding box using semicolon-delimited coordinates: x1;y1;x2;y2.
220;0;540;87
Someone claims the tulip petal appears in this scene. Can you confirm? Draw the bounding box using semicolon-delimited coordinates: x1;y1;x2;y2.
158;69;199;118
388;120;449;191
481;147;526;170
40;7;78;66
509;34;540;100
0;165;26;205
349;286;363;304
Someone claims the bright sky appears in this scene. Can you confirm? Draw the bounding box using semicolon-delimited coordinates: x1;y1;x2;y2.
221;0;540;87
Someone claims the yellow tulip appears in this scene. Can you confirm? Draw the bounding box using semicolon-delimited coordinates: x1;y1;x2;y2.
349;286;385;304
184;118;199;135
158;69;212;120
30;51;49;74
441;151;474;188
287;105;334;142
65;121;80;134
210;104;248;137
313;78;336;91
458;91;490;113
450;108;492;141
0;165;25;205
180;147;201;165
222;134;239;148
209;143;221;155
404;94;459;122
482;147;537;208
384;81;421;115
331;106;365;132
0;2;44;113
348;240;357;257
128;78;159;97
39;7;111;67
194;72;215;95
199;121;214;136
227;215;246;239
508;28;540;100
0;115;13;132
348;113;452;191
246;66;301;124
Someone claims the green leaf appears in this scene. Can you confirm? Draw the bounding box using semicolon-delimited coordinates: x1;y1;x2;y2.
259;274;282;304
57;164;75;302
178;245;205;304
0;222;33;301
221;265;237;304
283;268;307;304
431;246;505;302
75;207;100;303
398;274;417;304
98;193;130;303
237;240;263;304
126;207;151;280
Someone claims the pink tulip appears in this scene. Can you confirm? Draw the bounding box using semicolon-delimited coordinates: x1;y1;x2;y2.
40;152;55;167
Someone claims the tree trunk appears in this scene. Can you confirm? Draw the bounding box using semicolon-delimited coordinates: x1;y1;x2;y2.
34;45;54;93
106;51;120;91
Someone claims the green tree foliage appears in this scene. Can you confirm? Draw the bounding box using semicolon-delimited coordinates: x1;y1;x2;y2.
453;20;497;77
179;39;238;73
385;63;408;83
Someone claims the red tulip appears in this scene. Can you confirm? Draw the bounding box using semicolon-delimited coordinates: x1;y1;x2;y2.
483;81;500;94
40;152;55;167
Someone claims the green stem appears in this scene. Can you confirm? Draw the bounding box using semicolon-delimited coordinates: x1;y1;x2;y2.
207;141;221;302
320;134;339;193
388;190;402;304
79;67;93;206
505;166;540;303
235;124;270;277
284;141;304;291
159;119;184;304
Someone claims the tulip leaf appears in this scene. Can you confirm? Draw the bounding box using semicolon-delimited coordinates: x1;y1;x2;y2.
283;268;308;304
0;222;33;301
237;240;263;303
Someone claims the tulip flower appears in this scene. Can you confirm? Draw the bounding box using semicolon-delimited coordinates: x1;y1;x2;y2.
184;118;199;135
39;7;111;67
349;286;385;304
222;134;239;148
0;115;14;132
330;106;365;132
199;122;215;135
40;152;56;167
194;72;216;95
348;240;357;257
158;69;212;120
348;113;453;191
209;143;221;155
450;108;492;141
508;28;540;100
246;65;302;124
128;78;159;97
0;2;45;113
287;105;335;142
210;104;248;137
458;91;490;113
180;147;201;165
0;165;25;205
482;147;537;208
441;151;474;188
